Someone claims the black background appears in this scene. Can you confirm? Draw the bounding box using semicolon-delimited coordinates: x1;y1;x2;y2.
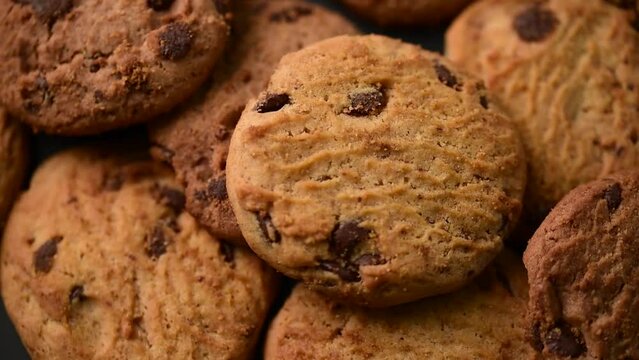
0;0;447;357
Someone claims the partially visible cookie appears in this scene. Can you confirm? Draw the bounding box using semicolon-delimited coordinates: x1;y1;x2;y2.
446;0;639;217
337;0;475;27
227;35;526;307
1;148;279;360
0;108;28;228
265;251;535;359
0;0;228;135
524;172;639;359
149;0;358;244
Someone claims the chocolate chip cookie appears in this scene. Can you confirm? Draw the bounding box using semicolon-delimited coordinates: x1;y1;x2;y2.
149;0;357;245
0;108;29;228
226;35;527;307
265;251;535;359
446;0;639;217
523;172;639;359
337;0;475;27
1;148;279;359
0;0;228;135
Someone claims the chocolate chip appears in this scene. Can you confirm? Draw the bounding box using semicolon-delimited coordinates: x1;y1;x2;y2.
219;242;234;263
69;285;86;304
33;236;62;274
89;63;100;73
530;324;544;351
603;182;622;213
103;173;124;191
155;186;186;213
343;87;387;117
147;0;174;11
480;95;489;109
434;62;462;91
159;22;194;61
145;226;168;260
329;222;371;258
630;129;638;144
604;0;636;9
258;213;281;243
269;5;313;23
209;177;227;200
18;0;74;23
319;260;360;282
513;5;559;42
545;323;586;358
255;93;290;113
354;253;385;266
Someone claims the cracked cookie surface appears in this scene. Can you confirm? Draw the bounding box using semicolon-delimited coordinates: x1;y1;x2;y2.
446;0;639;217
0;0;228;135
227;35;526;307
337;0;475;27
1;148;279;360
523;171;639;359
265;251;535;359
0;108;28;228
148;0;357;245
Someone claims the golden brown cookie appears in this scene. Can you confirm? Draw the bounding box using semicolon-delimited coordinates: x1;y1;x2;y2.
265;251;535;359
1;148;279;360
446;0;639;217
148;0;358;245
227;35;526;307
0;108;29;229
524;172;639;359
0;0;228;135
337;0;475;27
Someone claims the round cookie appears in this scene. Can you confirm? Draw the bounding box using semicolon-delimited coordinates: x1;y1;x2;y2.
446;0;639;218
0;0;228;135
523;172;639;359
149;0;358;245
336;0;475;27
1;148;279;360
0;108;29;228
265;251;535;359
226;35;527;307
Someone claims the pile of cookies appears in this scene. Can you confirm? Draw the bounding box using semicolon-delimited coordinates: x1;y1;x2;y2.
0;0;637;359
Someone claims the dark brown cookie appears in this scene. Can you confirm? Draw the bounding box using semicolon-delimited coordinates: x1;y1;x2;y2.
148;0;357;244
524;171;639;359
337;0;475;26
1;148;279;359
0;0;228;135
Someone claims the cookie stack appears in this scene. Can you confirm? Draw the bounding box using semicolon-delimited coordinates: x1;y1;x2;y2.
0;0;638;359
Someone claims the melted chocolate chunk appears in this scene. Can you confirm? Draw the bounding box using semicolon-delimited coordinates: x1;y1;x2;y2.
603;182;622;212
147;0;174;11
319;260;360;282
544;323;586;358
258;213;281;243
155;186;186;213
343;88;387;116
69;285;86;304
354;253;385;266
269;5;313;23
145;226;168;260
480;95;489;109
434;62;462;91
329;221;371;258
34;236;63;274
159;22;194;61
255;93;290;113
530;324;544;351
16;0;74;23
209;177;228;200
513;5;559;42
219;242;235;263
